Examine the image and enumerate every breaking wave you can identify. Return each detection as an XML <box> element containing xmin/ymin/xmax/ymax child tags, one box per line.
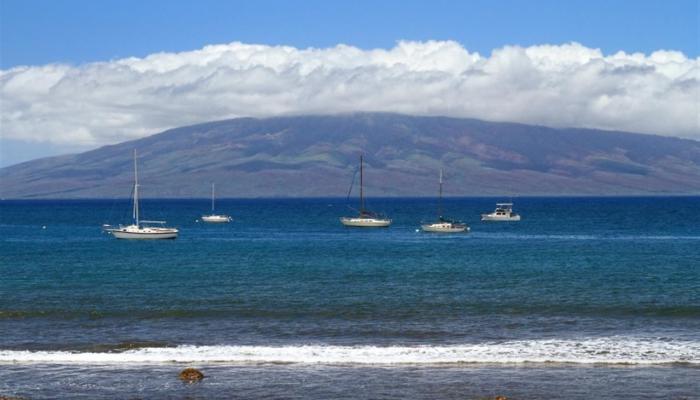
<box><xmin>1</xmin><ymin>337</ymin><xmax>697</xmax><ymax>366</ymax></box>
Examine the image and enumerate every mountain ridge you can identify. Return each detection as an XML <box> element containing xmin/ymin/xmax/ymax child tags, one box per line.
<box><xmin>2</xmin><ymin>113</ymin><xmax>700</xmax><ymax>198</ymax></box>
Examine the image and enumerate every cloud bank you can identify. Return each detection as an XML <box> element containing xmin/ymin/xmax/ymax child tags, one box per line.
<box><xmin>1</xmin><ymin>41</ymin><xmax>698</xmax><ymax>146</ymax></box>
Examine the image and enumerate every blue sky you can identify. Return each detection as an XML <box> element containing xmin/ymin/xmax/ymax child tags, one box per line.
<box><xmin>2</xmin><ymin>0</ymin><xmax>697</xmax><ymax>68</ymax></box>
<box><xmin>0</xmin><ymin>0</ymin><xmax>698</xmax><ymax>167</ymax></box>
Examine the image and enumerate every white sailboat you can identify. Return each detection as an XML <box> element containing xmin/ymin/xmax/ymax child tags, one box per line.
<box><xmin>421</xmin><ymin>169</ymin><xmax>469</xmax><ymax>233</ymax></box>
<box><xmin>340</xmin><ymin>154</ymin><xmax>391</xmax><ymax>228</ymax></box>
<box><xmin>201</xmin><ymin>183</ymin><xmax>232</xmax><ymax>223</ymax></box>
<box><xmin>481</xmin><ymin>202</ymin><xmax>521</xmax><ymax>221</ymax></box>
<box><xmin>103</xmin><ymin>150</ymin><xmax>179</xmax><ymax>239</ymax></box>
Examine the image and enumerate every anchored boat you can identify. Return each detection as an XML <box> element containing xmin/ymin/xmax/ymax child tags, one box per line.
<box><xmin>421</xmin><ymin>169</ymin><xmax>469</xmax><ymax>233</ymax></box>
<box><xmin>103</xmin><ymin>150</ymin><xmax>179</xmax><ymax>239</ymax></box>
<box><xmin>340</xmin><ymin>154</ymin><xmax>391</xmax><ymax>228</ymax></box>
<box><xmin>201</xmin><ymin>183</ymin><xmax>232</xmax><ymax>223</ymax></box>
<box><xmin>481</xmin><ymin>202</ymin><xmax>521</xmax><ymax>222</ymax></box>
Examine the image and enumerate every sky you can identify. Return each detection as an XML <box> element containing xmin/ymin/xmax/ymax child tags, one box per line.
<box><xmin>1</xmin><ymin>0</ymin><xmax>698</xmax><ymax>167</ymax></box>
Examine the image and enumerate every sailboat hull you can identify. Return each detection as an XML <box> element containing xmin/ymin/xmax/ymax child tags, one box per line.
<box><xmin>340</xmin><ymin>217</ymin><xmax>392</xmax><ymax>227</ymax></box>
<box><xmin>109</xmin><ymin>227</ymin><xmax>179</xmax><ymax>240</ymax></box>
<box><xmin>421</xmin><ymin>223</ymin><xmax>468</xmax><ymax>233</ymax></box>
<box><xmin>201</xmin><ymin>215</ymin><xmax>232</xmax><ymax>223</ymax></box>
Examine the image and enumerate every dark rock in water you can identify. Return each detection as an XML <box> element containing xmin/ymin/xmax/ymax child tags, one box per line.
<box><xmin>494</xmin><ymin>396</ymin><xmax>509</xmax><ymax>400</ymax></box>
<box><xmin>0</xmin><ymin>396</ymin><xmax>28</xmax><ymax>400</ymax></box>
<box><xmin>178</xmin><ymin>367</ymin><xmax>204</xmax><ymax>382</ymax></box>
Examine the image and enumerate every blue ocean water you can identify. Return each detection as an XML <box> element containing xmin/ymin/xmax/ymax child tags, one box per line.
<box><xmin>1</xmin><ymin>197</ymin><xmax>699</xmax><ymax>399</ymax></box>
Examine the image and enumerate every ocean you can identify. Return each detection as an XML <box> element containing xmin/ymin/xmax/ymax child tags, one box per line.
<box><xmin>0</xmin><ymin>197</ymin><xmax>698</xmax><ymax>399</ymax></box>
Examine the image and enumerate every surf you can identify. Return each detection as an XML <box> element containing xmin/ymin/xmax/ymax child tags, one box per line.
<box><xmin>2</xmin><ymin>337</ymin><xmax>697</xmax><ymax>366</ymax></box>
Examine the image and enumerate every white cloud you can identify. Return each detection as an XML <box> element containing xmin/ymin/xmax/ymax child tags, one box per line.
<box><xmin>1</xmin><ymin>40</ymin><xmax>698</xmax><ymax>146</ymax></box>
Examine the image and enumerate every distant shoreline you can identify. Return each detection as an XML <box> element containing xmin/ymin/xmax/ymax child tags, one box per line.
<box><xmin>2</xmin><ymin>194</ymin><xmax>700</xmax><ymax>201</ymax></box>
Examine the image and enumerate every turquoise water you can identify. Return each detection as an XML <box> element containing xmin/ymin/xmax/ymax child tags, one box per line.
<box><xmin>1</xmin><ymin>197</ymin><xmax>699</xmax><ymax>399</ymax></box>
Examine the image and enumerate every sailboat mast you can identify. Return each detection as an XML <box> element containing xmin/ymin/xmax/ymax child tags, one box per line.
<box><xmin>133</xmin><ymin>149</ymin><xmax>139</xmax><ymax>226</ymax></box>
<box><xmin>211</xmin><ymin>183</ymin><xmax>215</xmax><ymax>212</ymax></box>
<box><xmin>438</xmin><ymin>168</ymin><xmax>443</xmax><ymax>218</ymax></box>
<box><xmin>359</xmin><ymin>154</ymin><xmax>364</xmax><ymax>213</ymax></box>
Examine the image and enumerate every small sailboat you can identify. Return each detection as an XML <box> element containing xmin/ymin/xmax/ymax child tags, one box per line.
<box><xmin>340</xmin><ymin>154</ymin><xmax>391</xmax><ymax>227</ymax></box>
<box><xmin>481</xmin><ymin>202</ymin><xmax>521</xmax><ymax>221</ymax></box>
<box><xmin>201</xmin><ymin>183</ymin><xmax>232</xmax><ymax>223</ymax></box>
<box><xmin>103</xmin><ymin>150</ymin><xmax>178</xmax><ymax>239</ymax></box>
<box><xmin>421</xmin><ymin>169</ymin><xmax>469</xmax><ymax>233</ymax></box>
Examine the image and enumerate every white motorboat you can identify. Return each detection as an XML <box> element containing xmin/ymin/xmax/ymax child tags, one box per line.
<box><xmin>103</xmin><ymin>150</ymin><xmax>179</xmax><ymax>240</ymax></box>
<box><xmin>201</xmin><ymin>183</ymin><xmax>232</xmax><ymax>223</ymax></box>
<box><xmin>420</xmin><ymin>169</ymin><xmax>469</xmax><ymax>233</ymax></box>
<box><xmin>340</xmin><ymin>154</ymin><xmax>391</xmax><ymax>228</ymax></box>
<box><xmin>481</xmin><ymin>202</ymin><xmax>521</xmax><ymax>221</ymax></box>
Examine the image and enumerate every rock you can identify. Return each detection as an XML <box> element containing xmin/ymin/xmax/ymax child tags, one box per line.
<box><xmin>494</xmin><ymin>396</ymin><xmax>509</xmax><ymax>400</ymax></box>
<box><xmin>178</xmin><ymin>367</ymin><xmax>204</xmax><ymax>382</ymax></box>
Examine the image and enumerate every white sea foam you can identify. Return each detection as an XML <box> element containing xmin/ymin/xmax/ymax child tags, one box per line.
<box><xmin>1</xmin><ymin>338</ymin><xmax>698</xmax><ymax>365</ymax></box>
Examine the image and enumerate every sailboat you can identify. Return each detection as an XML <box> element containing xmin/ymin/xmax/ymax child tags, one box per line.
<box><xmin>103</xmin><ymin>150</ymin><xmax>179</xmax><ymax>239</ymax></box>
<box><xmin>201</xmin><ymin>183</ymin><xmax>232</xmax><ymax>223</ymax></box>
<box><xmin>421</xmin><ymin>169</ymin><xmax>469</xmax><ymax>233</ymax></box>
<box><xmin>340</xmin><ymin>154</ymin><xmax>392</xmax><ymax>227</ymax></box>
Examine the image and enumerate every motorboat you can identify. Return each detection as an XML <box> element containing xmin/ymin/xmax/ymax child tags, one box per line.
<box><xmin>481</xmin><ymin>202</ymin><xmax>521</xmax><ymax>221</ymax></box>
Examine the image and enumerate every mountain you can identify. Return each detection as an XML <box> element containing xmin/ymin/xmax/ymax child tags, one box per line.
<box><xmin>2</xmin><ymin>113</ymin><xmax>700</xmax><ymax>198</ymax></box>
